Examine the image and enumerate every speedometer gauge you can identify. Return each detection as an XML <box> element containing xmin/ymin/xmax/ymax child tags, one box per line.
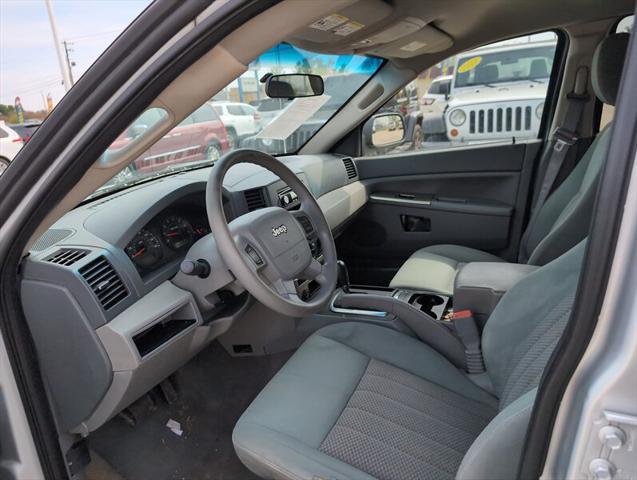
<box><xmin>161</xmin><ymin>215</ymin><xmax>194</xmax><ymax>250</ymax></box>
<box><xmin>125</xmin><ymin>230</ymin><xmax>163</xmax><ymax>269</ymax></box>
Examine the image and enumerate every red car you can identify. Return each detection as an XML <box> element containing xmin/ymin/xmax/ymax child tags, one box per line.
<box><xmin>114</xmin><ymin>103</ymin><xmax>230</xmax><ymax>174</ymax></box>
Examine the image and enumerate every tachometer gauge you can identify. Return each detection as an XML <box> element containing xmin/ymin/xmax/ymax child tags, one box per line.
<box><xmin>125</xmin><ymin>229</ymin><xmax>163</xmax><ymax>269</ymax></box>
<box><xmin>161</xmin><ymin>215</ymin><xmax>194</xmax><ymax>250</ymax></box>
<box><xmin>191</xmin><ymin>221</ymin><xmax>211</xmax><ymax>238</ymax></box>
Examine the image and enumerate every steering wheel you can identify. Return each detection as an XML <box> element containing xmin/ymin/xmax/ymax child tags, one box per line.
<box><xmin>206</xmin><ymin>149</ymin><xmax>338</xmax><ymax>317</ymax></box>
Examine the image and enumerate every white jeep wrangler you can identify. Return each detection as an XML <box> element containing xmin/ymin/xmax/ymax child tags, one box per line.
<box><xmin>445</xmin><ymin>38</ymin><xmax>557</xmax><ymax>145</ymax></box>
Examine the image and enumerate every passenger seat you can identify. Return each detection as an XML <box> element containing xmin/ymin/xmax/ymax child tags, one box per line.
<box><xmin>390</xmin><ymin>33</ymin><xmax>628</xmax><ymax>295</ymax></box>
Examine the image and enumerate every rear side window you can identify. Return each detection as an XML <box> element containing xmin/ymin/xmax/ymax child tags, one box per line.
<box><xmin>192</xmin><ymin>105</ymin><xmax>218</xmax><ymax>123</ymax></box>
<box><xmin>363</xmin><ymin>31</ymin><xmax>560</xmax><ymax>156</ymax></box>
<box><xmin>212</xmin><ymin>105</ymin><xmax>224</xmax><ymax>115</ymax></box>
<box><xmin>428</xmin><ymin>82</ymin><xmax>443</xmax><ymax>95</ymax></box>
<box><xmin>0</xmin><ymin>128</ymin><xmax>8</xmax><ymax>139</ymax></box>
<box><xmin>227</xmin><ymin>105</ymin><xmax>244</xmax><ymax>115</ymax></box>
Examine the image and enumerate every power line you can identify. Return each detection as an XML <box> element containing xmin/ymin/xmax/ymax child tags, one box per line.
<box><xmin>65</xmin><ymin>30</ymin><xmax>120</xmax><ymax>42</ymax></box>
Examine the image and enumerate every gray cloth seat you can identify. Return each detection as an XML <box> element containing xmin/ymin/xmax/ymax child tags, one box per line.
<box><xmin>233</xmin><ymin>241</ymin><xmax>586</xmax><ymax>480</ymax></box>
<box><xmin>390</xmin><ymin>33</ymin><xmax>628</xmax><ymax>295</ymax></box>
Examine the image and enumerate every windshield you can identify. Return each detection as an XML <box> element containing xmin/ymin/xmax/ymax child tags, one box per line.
<box><xmin>454</xmin><ymin>43</ymin><xmax>556</xmax><ymax>89</ymax></box>
<box><xmin>94</xmin><ymin>43</ymin><xmax>382</xmax><ymax>197</ymax></box>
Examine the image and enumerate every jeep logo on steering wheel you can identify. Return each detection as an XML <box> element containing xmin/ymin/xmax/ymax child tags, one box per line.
<box><xmin>272</xmin><ymin>225</ymin><xmax>288</xmax><ymax>237</ymax></box>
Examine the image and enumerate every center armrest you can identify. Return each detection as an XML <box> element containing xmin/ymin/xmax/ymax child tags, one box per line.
<box><xmin>454</xmin><ymin>262</ymin><xmax>539</xmax><ymax>326</ymax></box>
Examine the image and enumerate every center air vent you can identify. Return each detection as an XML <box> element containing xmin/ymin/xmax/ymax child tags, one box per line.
<box><xmin>342</xmin><ymin>157</ymin><xmax>357</xmax><ymax>180</ymax></box>
<box><xmin>79</xmin><ymin>256</ymin><xmax>128</xmax><ymax>311</ymax></box>
<box><xmin>244</xmin><ymin>188</ymin><xmax>267</xmax><ymax>211</ymax></box>
<box><xmin>45</xmin><ymin>248</ymin><xmax>89</xmax><ymax>266</ymax></box>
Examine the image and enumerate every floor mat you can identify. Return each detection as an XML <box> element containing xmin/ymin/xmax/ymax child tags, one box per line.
<box><xmin>90</xmin><ymin>341</ymin><xmax>293</xmax><ymax>480</ymax></box>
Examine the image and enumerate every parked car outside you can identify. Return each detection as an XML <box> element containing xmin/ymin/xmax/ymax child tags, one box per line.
<box><xmin>210</xmin><ymin>101</ymin><xmax>259</xmax><ymax>148</ymax></box>
<box><xmin>0</xmin><ymin>121</ymin><xmax>24</xmax><ymax>175</ymax></box>
<box><xmin>444</xmin><ymin>39</ymin><xmax>557</xmax><ymax>145</ymax></box>
<box><xmin>8</xmin><ymin>120</ymin><xmax>41</xmax><ymax>143</ymax></box>
<box><xmin>254</xmin><ymin>97</ymin><xmax>291</xmax><ymax>130</ymax></box>
<box><xmin>421</xmin><ymin>75</ymin><xmax>452</xmax><ymax>116</ymax></box>
<box><xmin>108</xmin><ymin>103</ymin><xmax>229</xmax><ymax>182</ymax></box>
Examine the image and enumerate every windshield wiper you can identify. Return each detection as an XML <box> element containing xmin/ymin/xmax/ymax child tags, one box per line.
<box><xmin>85</xmin><ymin>160</ymin><xmax>216</xmax><ymax>202</ymax></box>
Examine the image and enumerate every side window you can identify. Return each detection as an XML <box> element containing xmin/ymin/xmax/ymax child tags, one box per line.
<box><xmin>227</xmin><ymin>105</ymin><xmax>244</xmax><ymax>116</ymax></box>
<box><xmin>241</xmin><ymin>105</ymin><xmax>255</xmax><ymax>116</ymax></box>
<box><xmin>0</xmin><ymin>128</ymin><xmax>8</xmax><ymax>139</ymax></box>
<box><xmin>599</xmin><ymin>15</ymin><xmax>633</xmax><ymax>130</ymax></box>
<box><xmin>191</xmin><ymin>104</ymin><xmax>217</xmax><ymax>123</ymax></box>
<box><xmin>364</xmin><ymin>32</ymin><xmax>559</xmax><ymax>156</ymax></box>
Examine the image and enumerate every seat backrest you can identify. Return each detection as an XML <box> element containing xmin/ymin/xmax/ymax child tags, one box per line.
<box><xmin>520</xmin><ymin>33</ymin><xmax>629</xmax><ymax>266</ymax></box>
<box><xmin>475</xmin><ymin>64</ymin><xmax>499</xmax><ymax>84</ymax></box>
<box><xmin>457</xmin><ymin>240</ymin><xmax>586</xmax><ymax>480</ymax></box>
<box><xmin>530</xmin><ymin>58</ymin><xmax>548</xmax><ymax>78</ymax></box>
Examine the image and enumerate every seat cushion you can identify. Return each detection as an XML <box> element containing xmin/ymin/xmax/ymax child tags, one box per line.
<box><xmin>233</xmin><ymin>322</ymin><xmax>497</xmax><ymax>480</ymax></box>
<box><xmin>389</xmin><ymin>245</ymin><xmax>504</xmax><ymax>295</ymax></box>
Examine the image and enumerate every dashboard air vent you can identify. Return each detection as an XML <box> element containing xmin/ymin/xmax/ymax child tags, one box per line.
<box><xmin>342</xmin><ymin>157</ymin><xmax>357</xmax><ymax>179</ymax></box>
<box><xmin>45</xmin><ymin>248</ymin><xmax>89</xmax><ymax>266</ymax></box>
<box><xmin>79</xmin><ymin>256</ymin><xmax>128</xmax><ymax>311</ymax></box>
<box><xmin>244</xmin><ymin>188</ymin><xmax>266</xmax><ymax>211</ymax></box>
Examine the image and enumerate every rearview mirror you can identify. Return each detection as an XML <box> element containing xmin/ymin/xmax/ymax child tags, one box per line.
<box><xmin>264</xmin><ymin>74</ymin><xmax>324</xmax><ymax>99</ymax></box>
<box><xmin>370</xmin><ymin>113</ymin><xmax>405</xmax><ymax>147</ymax></box>
<box><xmin>128</xmin><ymin>124</ymin><xmax>148</xmax><ymax>139</ymax></box>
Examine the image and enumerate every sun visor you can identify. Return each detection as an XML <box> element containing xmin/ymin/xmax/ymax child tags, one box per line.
<box><xmin>289</xmin><ymin>0</ymin><xmax>452</xmax><ymax>58</ymax></box>
<box><xmin>365</xmin><ymin>25</ymin><xmax>453</xmax><ymax>58</ymax></box>
<box><xmin>289</xmin><ymin>0</ymin><xmax>394</xmax><ymax>54</ymax></box>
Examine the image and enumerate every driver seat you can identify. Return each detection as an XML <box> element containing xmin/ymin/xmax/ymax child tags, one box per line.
<box><xmin>233</xmin><ymin>240</ymin><xmax>586</xmax><ymax>479</ymax></box>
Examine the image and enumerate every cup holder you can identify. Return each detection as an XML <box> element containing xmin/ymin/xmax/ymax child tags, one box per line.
<box><xmin>408</xmin><ymin>293</ymin><xmax>447</xmax><ymax>319</ymax></box>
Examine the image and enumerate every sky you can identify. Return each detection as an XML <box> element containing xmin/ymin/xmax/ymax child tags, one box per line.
<box><xmin>1</xmin><ymin>0</ymin><xmax>151</xmax><ymax>111</ymax></box>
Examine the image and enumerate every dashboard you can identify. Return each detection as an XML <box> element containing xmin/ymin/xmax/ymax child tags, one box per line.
<box><xmin>20</xmin><ymin>153</ymin><xmax>368</xmax><ymax>435</ymax></box>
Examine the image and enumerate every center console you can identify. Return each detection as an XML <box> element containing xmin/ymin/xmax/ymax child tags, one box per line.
<box><xmin>329</xmin><ymin>259</ymin><xmax>539</xmax><ymax>372</ymax></box>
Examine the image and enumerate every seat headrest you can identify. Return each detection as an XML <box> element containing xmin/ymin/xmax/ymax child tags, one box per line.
<box><xmin>592</xmin><ymin>33</ymin><xmax>630</xmax><ymax>106</ymax></box>
<box><xmin>529</xmin><ymin>59</ymin><xmax>548</xmax><ymax>78</ymax></box>
<box><xmin>475</xmin><ymin>64</ymin><xmax>499</xmax><ymax>84</ymax></box>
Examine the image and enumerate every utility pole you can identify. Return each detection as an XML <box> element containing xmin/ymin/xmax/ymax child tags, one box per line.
<box><xmin>44</xmin><ymin>0</ymin><xmax>72</xmax><ymax>92</ymax></box>
<box><xmin>62</xmin><ymin>41</ymin><xmax>75</xmax><ymax>86</ymax></box>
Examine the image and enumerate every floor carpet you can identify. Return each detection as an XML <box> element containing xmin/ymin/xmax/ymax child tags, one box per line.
<box><xmin>89</xmin><ymin>341</ymin><xmax>292</xmax><ymax>480</ymax></box>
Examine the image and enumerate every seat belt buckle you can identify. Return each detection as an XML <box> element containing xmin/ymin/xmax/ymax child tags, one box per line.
<box><xmin>451</xmin><ymin>309</ymin><xmax>473</xmax><ymax>320</ymax></box>
<box><xmin>553</xmin><ymin>128</ymin><xmax>578</xmax><ymax>152</ymax></box>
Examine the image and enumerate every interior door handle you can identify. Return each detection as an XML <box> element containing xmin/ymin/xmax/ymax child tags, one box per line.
<box><xmin>369</xmin><ymin>192</ymin><xmax>433</xmax><ymax>206</ymax></box>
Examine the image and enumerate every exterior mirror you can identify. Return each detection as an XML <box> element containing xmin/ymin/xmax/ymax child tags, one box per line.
<box><xmin>265</xmin><ymin>74</ymin><xmax>324</xmax><ymax>99</ymax></box>
<box><xmin>370</xmin><ymin>113</ymin><xmax>405</xmax><ymax>147</ymax></box>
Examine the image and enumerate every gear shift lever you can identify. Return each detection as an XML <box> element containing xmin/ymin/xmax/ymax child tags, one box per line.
<box><xmin>337</xmin><ymin>260</ymin><xmax>351</xmax><ymax>294</ymax></box>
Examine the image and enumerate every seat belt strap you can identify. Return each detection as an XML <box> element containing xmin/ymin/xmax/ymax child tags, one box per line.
<box><xmin>519</xmin><ymin>66</ymin><xmax>589</xmax><ymax>263</ymax></box>
<box><xmin>450</xmin><ymin>309</ymin><xmax>485</xmax><ymax>374</ymax></box>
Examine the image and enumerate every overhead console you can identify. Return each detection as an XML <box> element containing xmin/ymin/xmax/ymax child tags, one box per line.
<box><xmin>289</xmin><ymin>0</ymin><xmax>453</xmax><ymax>58</ymax></box>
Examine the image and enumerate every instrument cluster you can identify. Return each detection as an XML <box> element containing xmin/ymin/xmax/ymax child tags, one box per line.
<box><xmin>124</xmin><ymin>208</ymin><xmax>212</xmax><ymax>275</ymax></box>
